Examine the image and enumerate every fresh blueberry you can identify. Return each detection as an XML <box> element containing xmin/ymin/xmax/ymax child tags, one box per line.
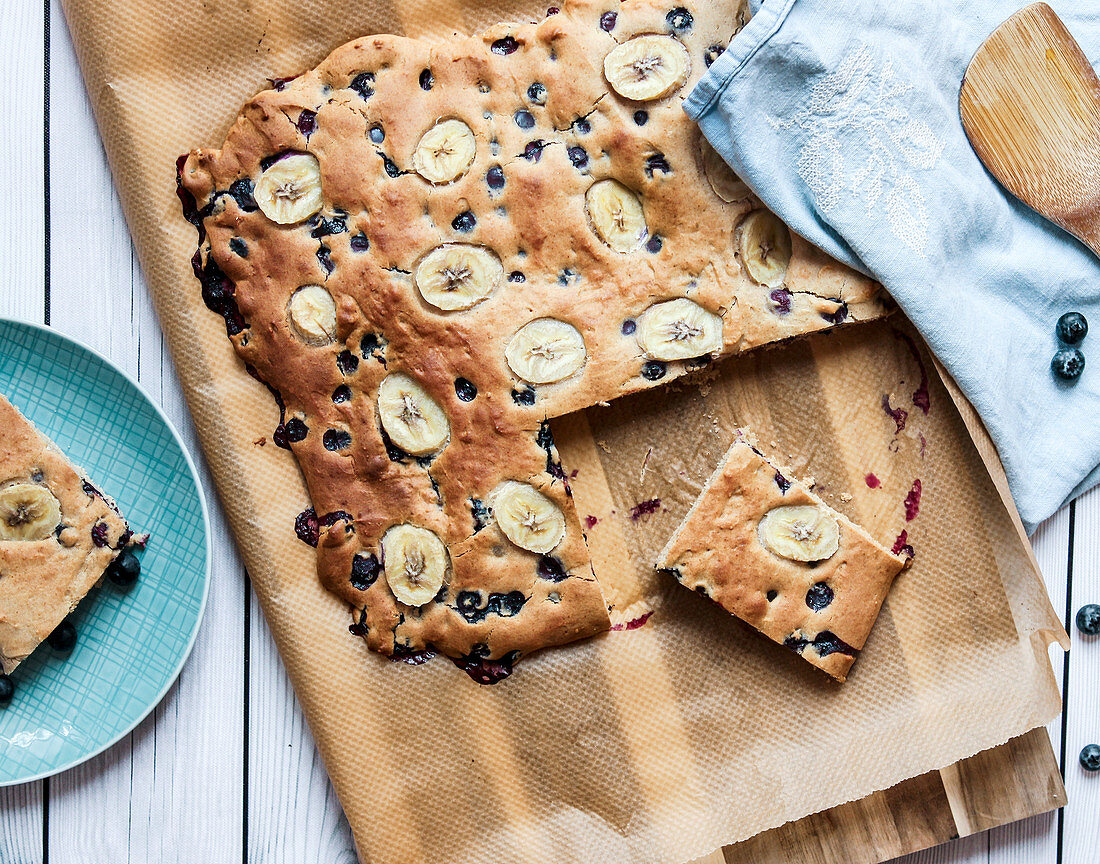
<box><xmin>1077</xmin><ymin>603</ymin><xmax>1100</xmax><ymax>636</ymax></box>
<box><xmin>452</xmin><ymin>211</ymin><xmax>476</xmax><ymax>232</ymax></box>
<box><xmin>645</xmin><ymin>153</ymin><xmax>671</xmax><ymax>177</ymax></box>
<box><xmin>1081</xmin><ymin>744</ymin><xmax>1100</xmax><ymax>772</ymax></box>
<box><xmin>332</xmin><ymin>385</ymin><xmax>352</xmax><ymax>404</ymax></box>
<box><xmin>567</xmin><ymin>146</ymin><xmax>588</xmax><ymax>169</ymax></box>
<box><xmin>805</xmin><ymin>582</ymin><xmax>834</xmax><ymax>611</ymax></box>
<box><xmin>350</xmin><ymin>553</ymin><xmax>380</xmax><ymax>590</ymax></box>
<box><xmin>283</xmin><ymin>417</ymin><xmax>309</xmax><ymax>443</ymax></box>
<box><xmin>491</xmin><ymin>36</ymin><xmax>519</xmax><ymax>55</ymax></box>
<box><xmin>537</xmin><ymin>555</ymin><xmax>567</xmax><ymax>581</ymax></box>
<box><xmin>642</xmin><ymin>360</ymin><xmax>667</xmax><ymax>381</ymax></box>
<box><xmin>350</xmin><ymin>233</ymin><xmax>369</xmax><ymax>252</ymax></box>
<box><xmin>666</xmin><ymin>7</ymin><xmax>693</xmax><ymax>30</ymax></box>
<box><xmin>455</xmin><ymin>378</ymin><xmax>477</xmax><ymax>401</ymax></box>
<box><xmin>527</xmin><ymin>82</ymin><xmax>547</xmax><ymax>104</ymax></box>
<box><xmin>645</xmin><ymin>235</ymin><xmax>663</xmax><ymax>253</ymax></box>
<box><xmin>350</xmin><ymin>72</ymin><xmax>375</xmax><ymax>99</ymax></box>
<box><xmin>486</xmin><ymin>165</ymin><xmax>505</xmax><ymax>190</ymax></box>
<box><xmin>0</xmin><ymin>675</ymin><xmax>13</xmax><ymax>707</ymax></box>
<box><xmin>621</xmin><ymin>319</ymin><xmax>636</xmax><ymax>335</ymax></box>
<box><xmin>633</xmin><ymin>110</ymin><xmax>648</xmax><ymax>126</ymax></box>
<box><xmin>1057</xmin><ymin>311</ymin><xmax>1088</xmax><ymax>345</ymax></box>
<box><xmin>106</xmin><ymin>547</ymin><xmax>141</xmax><ymax>588</ymax></box>
<box><xmin>511</xmin><ymin>387</ymin><xmax>536</xmax><ymax>406</ymax></box>
<box><xmin>47</xmin><ymin>619</ymin><xmax>78</xmax><ymax>652</ymax></box>
<box><xmin>508</xmin><ymin>271</ymin><xmax>525</xmax><ymax>283</ymax></box>
<box><xmin>369</xmin><ymin>124</ymin><xmax>385</xmax><ymax>143</ymax></box>
<box><xmin>1052</xmin><ymin>348</ymin><xmax>1085</xmax><ymax>381</ymax></box>
<box><xmin>419</xmin><ymin>68</ymin><xmax>433</xmax><ymax>90</ymax></box>
<box><xmin>323</xmin><ymin>429</ymin><xmax>352</xmax><ymax>450</ymax></box>
<box><xmin>229</xmin><ymin>238</ymin><xmax>248</xmax><ymax>258</ymax></box>
<box><xmin>599</xmin><ymin>11</ymin><xmax>617</xmax><ymax>30</ymax></box>
<box><xmin>514</xmin><ymin>109</ymin><xmax>535</xmax><ymax>129</ymax></box>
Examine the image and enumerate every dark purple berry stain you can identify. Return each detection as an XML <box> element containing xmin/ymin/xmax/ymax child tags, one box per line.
<box><xmin>784</xmin><ymin>630</ymin><xmax>857</xmax><ymax>658</ymax></box>
<box><xmin>666</xmin><ymin>7</ymin><xmax>693</xmax><ymax>30</ymax></box>
<box><xmin>537</xmin><ymin>555</ymin><xmax>567</xmax><ymax>581</ymax></box>
<box><xmin>453</xmin><ymin>650</ymin><xmax>518</xmax><ymax>684</ymax></box>
<box><xmin>200</xmin><ymin>256</ymin><xmax>247</xmax><ymax>336</ymax></box>
<box><xmin>491</xmin><ymin>36</ymin><xmax>519</xmax><ymax>55</ymax></box>
<box><xmin>456</xmin><ymin>590</ymin><xmax>526</xmax><ymax>624</ymax></box>
<box><xmin>259</xmin><ymin>151</ymin><xmax>294</xmax><ymax>171</ymax></box>
<box><xmin>283</xmin><ymin>417</ymin><xmax>308</xmax><ymax>443</ymax></box>
<box><xmin>805</xmin><ymin>582</ymin><xmax>833</xmax><ymax>611</ymax></box>
<box><xmin>610</xmin><ymin>610</ymin><xmax>653</xmax><ymax>631</ymax></box>
<box><xmin>470</xmin><ymin>498</ymin><xmax>491</xmax><ymax>532</ymax></box>
<box><xmin>514</xmin><ymin>109</ymin><xmax>535</xmax><ymax>129</ymax></box>
<box><xmin>454</xmin><ymin>378</ymin><xmax>477</xmax><ymax>401</ymax></box>
<box><xmin>190</xmin><ymin>249</ymin><xmax>203</xmax><ymax>280</ymax></box>
<box><xmin>91</xmin><ymin>522</ymin><xmax>109</xmax><ymax>547</ymax></box>
<box><xmin>176</xmin><ymin>154</ymin><xmax>207</xmax><ymax>242</ymax></box>
<box><xmin>893</xmin><ymin>329</ymin><xmax>931</xmax><ymax>414</ymax></box>
<box><xmin>296</xmin><ymin>109</ymin><xmax>317</xmax><ymax>138</ymax></box>
<box><xmin>486</xmin><ymin>165</ymin><xmax>505</xmax><ymax>190</ymax></box>
<box><xmin>567</xmin><ymin>146</ymin><xmax>588</xmax><ymax>169</ymax></box>
<box><xmin>419</xmin><ymin>68</ymin><xmax>434</xmax><ymax>90</ymax></box>
<box><xmin>369</xmin><ymin>124</ymin><xmax>385</xmax><ymax>143</ymax></box>
<box><xmin>350</xmin><ymin>233</ymin><xmax>370</xmax><ymax>252</ymax></box>
<box><xmin>865</xmin><ymin>473</ymin><xmax>881</xmax><ymax>488</ymax></box>
<box><xmin>633</xmin><ymin>110</ymin><xmax>649</xmax><ymax>126</ymax></box>
<box><xmin>770</xmin><ymin>288</ymin><xmax>792</xmax><ymax>315</ymax></box>
<box><xmin>904</xmin><ymin>479</ymin><xmax>922</xmax><ymax>521</ymax></box>
<box><xmin>629</xmin><ymin>498</ymin><xmax>661</xmax><ymax>521</ymax></box>
<box><xmin>642</xmin><ymin>360</ymin><xmax>666</xmax><ymax>381</ymax></box>
<box><xmin>323</xmin><ymin>429</ymin><xmax>352</xmax><ymax>451</ymax></box>
<box><xmin>227</xmin><ymin>178</ymin><xmax>258</xmax><ymax>212</ymax></box>
<box><xmin>645</xmin><ymin>235</ymin><xmax>663</xmax><ymax>253</ymax></box>
<box><xmin>523</xmin><ymin>140</ymin><xmax>547</xmax><ymax>162</ymax></box>
<box><xmin>390</xmin><ymin>644</ymin><xmax>437</xmax><ymax>665</ymax></box>
<box><xmin>350</xmin><ymin>72</ymin><xmax>375</xmax><ymax>99</ymax></box>
<box><xmin>229</xmin><ymin>238</ymin><xmax>248</xmax><ymax>258</ymax></box>
<box><xmin>269</xmin><ymin>75</ymin><xmax>299</xmax><ymax>91</ymax></box>
<box><xmin>295</xmin><ymin>507</ymin><xmax>320</xmax><ymax>546</ymax></box>
<box><xmin>337</xmin><ymin>350</ymin><xmax>359</xmax><ymax>375</ymax></box>
<box><xmin>774</xmin><ymin>471</ymin><xmax>791</xmax><ymax>493</ymax></box>
<box><xmin>600</xmin><ymin>11</ymin><xmax>617</xmax><ymax>30</ymax></box>
<box><xmin>350</xmin><ymin>553</ymin><xmax>380</xmax><ymax>590</ymax></box>
<box><xmin>821</xmin><ymin>302</ymin><xmax>848</xmax><ymax>325</ymax></box>
<box><xmin>881</xmin><ymin>394</ymin><xmax>908</xmax><ymax>434</ymax></box>
<box><xmin>527</xmin><ymin>82</ymin><xmax>547</xmax><ymax>104</ymax></box>
<box><xmin>511</xmin><ymin>387</ymin><xmax>536</xmax><ymax>406</ymax></box>
<box><xmin>332</xmin><ymin>384</ymin><xmax>352</xmax><ymax>404</ymax></box>
<box><xmin>891</xmin><ymin>529</ymin><xmax>915</xmax><ymax>558</ymax></box>
<box><xmin>452</xmin><ymin>210</ymin><xmax>476</xmax><ymax>232</ymax></box>
<box><xmin>583</xmin><ymin>514</ymin><xmax>599</xmax><ymax>529</ymax></box>
<box><xmin>645</xmin><ymin>153</ymin><xmax>671</xmax><ymax>177</ymax></box>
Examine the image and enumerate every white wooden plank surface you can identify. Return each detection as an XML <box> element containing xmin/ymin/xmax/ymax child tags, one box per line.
<box><xmin>0</xmin><ymin>2</ymin><xmax>1095</xmax><ymax>863</ymax></box>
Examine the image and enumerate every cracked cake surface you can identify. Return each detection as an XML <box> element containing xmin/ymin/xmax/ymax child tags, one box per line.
<box><xmin>179</xmin><ymin>0</ymin><xmax>891</xmax><ymax>678</ymax></box>
<box><xmin>0</xmin><ymin>395</ymin><xmax>135</xmax><ymax>675</ymax></box>
<box><xmin>656</xmin><ymin>432</ymin><xmax>907</xmax><ymax>681</ymax></box>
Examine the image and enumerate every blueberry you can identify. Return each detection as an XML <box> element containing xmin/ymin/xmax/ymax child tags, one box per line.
<box><xmin>295</xmin><ymin>507</ymin><xmax>320</xmax><ymax>547</ymax></box>
<box><xmin>283</xmin><ymin>417</ymin><xmax>309</xmax><ymax>443</ymax></box>
<box><xmin>470</xmin><ymin>498</ymin><xmax>491</xmax><ymax>531</ymax></box>
<box><xmin>645</xmin><ymin>153</ymin><xmax>671</xmax><ymax>177</ymax></box>
<box><xmin>380</xmin><ymin>154</ymin><xmax>402</xmax><ymax>178</ymax></box>
<box><xmin>296</xmin><ymin>109</ymin><xmax>317</xmax><ymax>137</ymax></box>
<box><xmin>567</xmin><ymin>146</ymin><xmax>588</xmax><ymax>169</ymax></box>
<box><xmin>770</xmin><ymin>288</ymin><xmax>792</xmax><ymax>315</ymax></box>
<box><xmin>452</xmin><ymin>211</ymin><xmax>477</xmax><ymax>232</ymax></box>
<box><xmin>369</xmin><ymin>124</ymin><xmax>385</xmax><ymax>143</ymax></box>
<box><xmin>323</xmin><ymin>429</ymin><xmax>352</xmax><ymax>450</ymax></box>
<box><xmin>47</xmin><ymin>619</ymin><xmax>77</xmax><ymax>652</ymax></box>
<box><xmin>766</xmin><ymin>589</ymin><xmax>778</xmax><ymax>601</ymax></box>
<box><xmin>1077</xmin><ymin>603</ymin><xmax>1100</xmax><ymax>636</ymax></box>
<box><xmin>633</xmin><ymin>110</ymin><xmax>648</xmax><ymax>126</ymax></box>
<box><xmin>106</xmin><ymin>547</ymin><xmax>141</xmax><ymax>588</ymax></box>
<box><xmin>332</xmin><ymin>385</ymin><xmax>352</xmax><ymax>403</ymax></box>
<box><xmin>457</xmin><ymin>590</ymin><xmax>481</xmax><ymax>613</ymax></box>
<box><xmin>546</xmin><ymin>6</ymin><xmax>560</xmax><ymax>15</ymax></box>
<box><xmin>573</xmin><ymin>117</ymin><xmax>591</xmax><ymax>135</ymax></box>
<box><xmin>491</xmin><ymin>36</ymin><xmax>519</xmax><ymax>55</ymax></box>
<box><xmin>229</xmin><ymin>238</ymin><xmax>248</xmax><ymax>258</ymax></box>
<box><xmin>1081</xmin><ymin>744</ymin><xmax>1100</xmax><ymax>772</ymax></box>
<box><xmin>350</xmin><ymin>553</ymin><xmax>380</xmax><ymax>590</ymax></box>
<box><xmin>645</xmin><ymin>235</ymin><xmax>663</xmax><ymax>253</ymax></box>
<box><xmin>523</xmin><ymin>140</ymin><xmax>547</xmax><ymax>162</ymax></box>
<box><xmin>310</xmin><ymin>215</ymin><xmax>347</xmax><ymax>238</ymax></box>
<box><xmin>537</xmin><ymin>555</ymin><xmax>567</xmax><ymax>581</ymax></box>
<box><xmin>91</xmin><ymin>522</ymin><xmax>109</xmax><ymax>547</ymax></box>
<box><xmin>805</xmin><ymin>582</ymin><xmax>833</xmax><ymax>611</ymax></box>
<box><xmin>228</xmin><ymin>178</ymin><xmax>257</xmax><ymax>211</ymax></box>
<box><xmin>704</xmin><ymin>44</ymin><xmax>725</xmax><ymax>67</ymax></box>
<box><xmin>514</xmin><ymin>109</ymin><xmax>535</xmax><ymax>129</ymax></box>
<box><xmin>455</xmin><ymin>378</ymin><xmax>477</xmax><ymax>401</ymax></box>
<box><xmin>350</xmin><ymin>72</ymin><xmax>375</xmax><ymax>99</ymax></box>
<box><xmin>1052</xmin><ymin>348</ymin><xmax>1085</xmax><ymax>381</ymax></box>
<box><xmin>419</xmin><ymin>68</ymin><xmax>433</xmax><ymax>90</ymax></box>
<box><xmin>361</xmin><ymin>332</ymin><xmax>385</xmax><ymax>358</ymax></box>
<box><xmin>774</xmin><ymin>471</ymin><xmax>790</xmax><ymax>493</ymax></box>
<box><xmin>666</xmin><ymin>7</ymin><xmax>693</xmax><ymax>30</ymax></box>
<box><xmin>316</xmin><ymin>245</ymin><xmax>334</xmax><ymax>274</ymax></box>
<box><xmin>821</xmin><ymin>302</ymin><xmax>848</xmax><ymax>325</ymax></box>
<box><xmin>350</xmin><ymin>233</ymin><xmax>369</xmax><ymax>252</ymax></box>
<box><xmin>642</xmin><ymin>360</ymin><xmax>667</xmax><ymax>381</ymax></box>
<box><xmin>1057</xmin><ymin>311</ymin><xmax>1088</xmax><ymax>345</ymax></box>
<box><xmin>486</xmin><ymin>165</ymin><xmax>505</xmax><ymax>190</ymax></box>
<box><xmin>512</xmin><ymin>387</ymin><xmax>536</xmax><ymax>406</ymax></box>
<box><xmin>527</xmin><ymin>82</ymin><xmax>547</xmax><ymax>104</ymax></box>
<box><xmin>508</xmin><ymin>271</ymin><xmax>525</xmax><ymax>283</ymax></box>
<box><xmin>0</xmin><ymin>675</ymin><xmax>13</xmax><ymax>707</ymax></box>
<box><xmin>621</xmin><ymin>319</ymin><xmax>636</xmax><ymax>335</ymax></box>
<box><xmin>599</xmin><ymin>11</ymin><xmax>617</xmax><ymax>30</ymax></box>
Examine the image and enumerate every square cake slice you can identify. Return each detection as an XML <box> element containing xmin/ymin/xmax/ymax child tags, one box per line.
<box><xmin>0</xmin><ymin>394</ymin><xmax>136</xmax><ymax>675</ymax></box>
<box><xmin>656</xmin><ymin>432</ymin><xmax>907</xmax><ymax>681</ymax></box>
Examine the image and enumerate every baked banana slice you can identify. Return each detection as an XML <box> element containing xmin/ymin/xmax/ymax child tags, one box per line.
<box><xmin>604</xmin><ymin>35</ymin><xmax>690</xmax><ymax>101</ymax></box>
<box><xmin>381</xmin><ymin>524</ymin><xmax>448</xmax><ymax>606</ymax></box>
<box><xmin>415</xmin><ymin>244</ymin><xmax>502</xmax><ymax>311</ymax></box>
<box><xmin>505</xmin><ymin>319</ymin><xmax>587</xmax><ymax>384</ymax></box>
<box><xmin>377</xmin><ymin>373</ymin><xmax>449</xmax><ymax>456</ymax></box>
<box><xmin>758</xmin><ymin>505</ymin><xmax>840</xmax><ymax>562</ymax></box>
<box><xmin>255</xmin><ymin>153</ymin><xmax>324</xmax><ymax>224</ymax></box>
<box><xmin>739</xmin><ymin>210</ymin><xmax>792</xmax><ymax>288</ymax></box>
<box><xmin>701</xmin><ymin>140</ymin><xmax>750</xmax><ymax>203</ymax></box>
<box><xmin>0</xmin><ymin>483</ymin><xmax>62</xmax><ymax>542</ymax></box>
<box><xmin>413</xmin><ymin>119</ymin><xmax>477</xmax><ymax>184</ymax></box>
<box><xmin>637</xmin><ymin>298</ymin><xmax>723</xmax><ymax>361</ymax></box>
<box><xmin>287</xmin><ymin>285</ymin><xmax>338</xmax><ymax>346</ymax></box>
<box><xmin>491</xmin><ymin>481</ymin><xmax>565</xmax><ymax>554</ymax></box>
<box><xmin>585</xmin><ymin>179</ymin><xmax>647</xmax><ymax>252</ymax></box>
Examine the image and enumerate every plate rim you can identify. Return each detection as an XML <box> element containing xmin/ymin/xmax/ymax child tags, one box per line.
<box><xmin>0</xmin><ymin>316</ymin><xmax>212</xmax><ymax>787</ymax></box>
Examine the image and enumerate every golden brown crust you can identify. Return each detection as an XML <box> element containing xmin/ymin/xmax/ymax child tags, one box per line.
<box><xmin>656</xmin><ymin>433</ymin><xmax>907</xmax><ymax>681</ymax></box>
<box><xmin>0</xmin><ymin>396</ymin><xmax>132</xmax><ymax>674</ymax></box>
<box><xmin>179</xmin><ymin>0</ymin><xmax>889</xmax><ymax>670</ymax></box>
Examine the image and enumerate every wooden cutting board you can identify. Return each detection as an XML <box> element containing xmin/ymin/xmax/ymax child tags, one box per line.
<box><xmin>695</xmin><ymin>727</ymin><xmax>1064</xmax><ymax>864</ymax></box>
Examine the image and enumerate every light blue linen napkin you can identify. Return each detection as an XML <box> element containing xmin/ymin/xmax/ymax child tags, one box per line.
<box><xmin>685</xmin><ymin>0</ymin><xmax>1100</xmax><ymax>532</ymax></box>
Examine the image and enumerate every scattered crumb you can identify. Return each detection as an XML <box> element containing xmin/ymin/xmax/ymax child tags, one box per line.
<box><xmin>839</xmin><ymin>493</ymin><xmax>852</xmax><ymax>503</ymax></box>
<box><xmin>254</xmin><ymin>437</ymin><xmax>267</xmax><ymax>447</ymax></box>
<box><xmin>597</xmin><ymin>439</ymin><xmax>613</xmax><ymax>454</ymax></box>
<box><xmin>803</xmin><ymin>475</ymin><xmax>816</xmax><ymax>488</ymax></box>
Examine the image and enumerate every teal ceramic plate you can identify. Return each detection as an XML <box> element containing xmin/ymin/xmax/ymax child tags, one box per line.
<box><xmin>0</xmin><ymin>318</ymin><xmax>210</xmax><ymax>786</ymax></box>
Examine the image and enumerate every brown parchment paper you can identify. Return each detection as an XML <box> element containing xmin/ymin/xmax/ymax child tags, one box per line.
<box><xmin>57</xmin><ymin>0</ymin><xmax>1069</xmax><ymax>861</ymax></box>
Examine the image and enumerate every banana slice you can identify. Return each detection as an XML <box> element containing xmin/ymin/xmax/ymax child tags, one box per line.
<box><xmin>413</xmin><ymin>119</ymin><xmax>477</xmax><ymax>184</ymax></box>
<box><xmin>377</xmin><ymin>372</ymin><xmax>449</xmax><ymax>455</ymax></box>
<box><xmin>758</xmin><ymin>505</ymin><xmax>840</xmax><ymax>563</ymax></box>
<box><xmin>255</xmin><ymin>153</ymin><xmax>324</xmax><ymax>224</ymax></box>
<box><xmin>491</xmin><ymin>481</ymin><xmax>566</xmax><ymax>554</ymax></box>
<box><xmin>415</xmin><ymin>244</ymin><xmax>503</xmax><ymax>311</ymax></box>
<box><xmin>585</xmin><ymin>179</ymin><xmax>647</xmax><ymax>252</ymax></box>
<box><xmin>702</xmin><ymin>140</ymin><xmax>750</xmax><ymax>202</ymax></box>
<box><xmin>0</xmin><ymin>483</ymin><xmax>62</xmax><ymax>541</ymax></box>
<box><xmin>637</xmin><ymin>298</ymin><xmax>723</xmax><ymax>361</ymax></box>
<box><xmin>739</xmin><ymin>210</ymin><xmax>793</xmax><ymax>288</ymax></box>
<box><xmin>604</xmin><ymin>35</ymin><xmax>690</xmax><ymax>101</ymax></box>
<box><xmin>505</xmin><ymin>319</ymin><xmax>587</xmax><ymax>384</ymax></box>
<box><xmin>381</xmin><ymin>524</ymin><xmax>448</xmax><ymax>606</ymax></box>
<box><xmin>287</xmin><ymin>285</ymin><xmax>338</xmax><ymax>346</ymax></box>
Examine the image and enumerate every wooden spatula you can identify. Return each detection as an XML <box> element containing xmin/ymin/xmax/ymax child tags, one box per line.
<box><xmin>960</xmin><ymin>2</ymin><xmax>1100</xmax><ymax>258</ymax></box>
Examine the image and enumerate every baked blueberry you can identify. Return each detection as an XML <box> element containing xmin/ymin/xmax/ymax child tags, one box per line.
<box><xmin>323</xmin><ymin>429</ymin><xmax>352</xmax><ymax>450</ymax></box>
<box><xmin>47</xmin><ymin>619</ymin><xmax>77</xmax><ymax>652</ymax></box>
<box><xmin>310</xmin><ymin>215</ymin><xmax>347</xmax><ymax>238</ymax></box>
<box><xmin>91</xmin><ymin>522</ymin><xmax>109</xmax><ymax>547</ymax></box>
<box><xmin>491</xmin><ymin>36</ymin><xmax>519</xmax><ymax>55</ymax></box>
<box><xmin>805</xmin><ymin>582</ymin><xmax>833</xmax><ymax>611</ymax></box>
<box><xmin>704</xmin><ymin>44</ymin><xmax>725</xmax><ymax>67</ymax></box>
<box><xmin>600</xmin><ymin>11</ymin><xmax>617</xmax><ymax>30</ymax></box>
<box><xmin>361</xmin><ymin>332</ymin><xmax>386</xmax><ymax>359</ymax></box>
<box><xmin>821</xmin><ymin>302</ymin><xmax>848</xmax><ymax>325</ymax></box>
<box><xmin>645</xmin><ymin>235</ymin><xmax>663</xmax><ymax>253</ymax></box>
<box><xmin>229</xmin><ymin>238</ymin><xmax>248</xmax><ymax>258</ymax></box>
<box><xmin>350</xmin><ymin>233</ymin><xmax>369</xmax><ymax>252</ymax></box>
<box><xmin>419</xmin><ymin>68</ymin><xmax>434</xmax><ymax>90</ymax></box>
<box><xmin>470</xmin><ymin>497</ymin><xmax>491</xmax><ymax>531</ymax></box>
<box><xmin>316</xmin><ymin>245</ymin><xmax>334</xmax><ymax>274</ymax></box>
<box><xmin>296</xmin><ymin>109</ymin><xmax>317</xmax><ymax>137</ymax></box>
<box><xmin>812</xmin><ymin>631</ymin><xmax>856</xmax><ymax>657</ymax></box>
<box><xmin>455</xmin><ymin>378</ymin><xmax>477</xmax><ymax>401</ymax></box>
<box><xmin>568</xmin><ymin>146</ymin><xmax>588</xmax><ymax>169</ymax></box>
<box><xmin>546</xmin><ymin>6</ymin><xmax>559</xmax><ymax>14</ymax></box>
<box><xmin>766</xmin><ymin>589</ymin><xmax>778</xmax><ymax>601</ymax></box>
<box><xmin>514</xmin><ymin>109</ymin><xmax>535</xmax><ymax>129</ymax></box>
<box><xmin>228</xmin><ymin>178</ymin><xmax>257</xmax><ymax>211</ymax></box>
<box><xmin>0</xmin><ymin>675</ymin><xmax>12</xmax><ymax>707</ymax></box>
<box><xmin>486</xmin><ymin>166</ymin><xmax>505</xmax><ymax>191</ymax></box>
<box><xmin>523</xmin><ymin>140</ymin><xmax>547</xmax><ymax>161</ymax></box>
<box><xmin>1052</xmin><ymin>348</ymin><xmax>1085</xmax><ymax>381</ymax></box>
<box><xmin>283</xmin><ymin>417</ymin><xmax>309</xmax><ymax>443</ymax></box>
<box><xmin>336</xmin><ymin>350</ymin><xmax>359</xmax><ymax>375</ymax></box>
<box><xmin>369</xmin><ymin>124</ymin><xmax>385</xmax><ymax>143</ymax></box>
<box><xmin>511</xmin><ymin>387</ymin><xmax>536</xmax><ymax>406</ymax></box>
<box><xmin>452</xmin><ymin>210</ymin><xmax>477</xmax><ymax>232</ymax></box>
<box><xmin>573</xmin><ymin>117</ymin><xmax>592</xmax><ymax>135</ymax></box>
<box><xmin>1077</xmin><ymin>603</ymin><xmax>1100</xmax><ymax>635</ymax></box>
<box><xmin>621</xmin><ymin>319</ymin><xmax>637</xmax><ymax>335</ymax></box>
<box><xmin>527</xmin><ymin>82</ymin><xmax>547</xmax><ymax>104</ymax></box>
<box><xmin>332</xmin><ymin>385</ymin><xmax>352</xmax><ymax>404</ymax></box>
<box><xmin>1057</xmin><ymin>311</ymin><xmax>1088</xmax><ymax>344</ymax></box>
<box><xmin>295</xmin><ymin>507</ymin><xmax>320</xmax><ymax>547</ymax></box>
<box><xmin>380</xmin><ymin>154</ymin><xmax>402</xmax><ymax>177</ymax></box>
<box><xmin>106</xmin><ymin>547</ymin><xmax>141</xmax><ymax>588</ymax></box>
<box><xmin>770</xmin><ymin>288</ymin><xmax>792</xmax><ymax>315</ymax></box>
<box><xmin>666</xmin><ymin>7</ymin><xmax>693</xmax><ymax>30</ymax></box>
<box><xmin>774</xmin><ymin>471</ymin><xmax>790</xmax><ymax>493</ymax></box>
<box><xmin>633</xmin><ymin>110</ymin><xmax>648</xmax><ymax>126</ymax></box>
<box><xmin>642</xmin><ymin>360</ymin><xmax>667</xmax><ymax>380</ymax></box>
<box><xmin>350</xmin><ymin>72</ymin><xmax>375</xmax><ymax>99</ymax></box>
<box><xmin>1081</xmin><ymin>744</ymin><xmax>1100</xmax><ymax>772</ymax></box>
<box><xmin>350</xmin><ymin>553</ymin><xmax>380</xmax><ymax>590</ymax></box>
<box><xmin>537</xmin><ymin>554</ymin><xmax>567</xmax><ymax>581</ymax></box>
<box><xmin>645</xmin><ymin>153</ymin><xmax>671</xmax><ymax>176</ymax></box>
<box><xmin>508</xmin><ymin>271</ymin><xmax>526</xmax><ymax>283</ymax></box>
